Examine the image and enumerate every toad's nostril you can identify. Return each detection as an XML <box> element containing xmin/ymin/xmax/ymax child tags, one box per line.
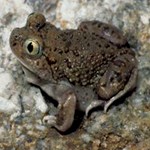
<box><xmin>12</xmin><ymin>42</ymin><xmax>17</xmax><ymax>46</ymax></box>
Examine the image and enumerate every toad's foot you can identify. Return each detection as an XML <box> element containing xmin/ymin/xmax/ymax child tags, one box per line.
<box><xmin>43</xmin><ymin>115</ymin><xmax>57</xmax><ymax>127</ymax></box>
<box><xmin>43</xmin><ymin>91</ymin><xmax>76</xmax><ymax>132</ymax></box>
<box><xmin>86</xmin><ymin>100</ymin><xmax>105</xmax><ymax>117</ymax></box>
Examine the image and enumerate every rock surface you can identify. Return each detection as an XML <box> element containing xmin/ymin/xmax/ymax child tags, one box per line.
<box><xmin>0</xmin><ymin>0</ymin><xmax>150</xmax><ymax>149</ymax></box>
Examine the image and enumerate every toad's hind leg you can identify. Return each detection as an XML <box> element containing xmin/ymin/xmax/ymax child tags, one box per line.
<box><xmin>85</xmin><ymin>100</ymin><xmax>105</xmax><ymax>117</ymax></box>
<box><xmin>86</xmin><ymin>67</ymin><xmax>137</xmax><ymax>115</ymax></box>
<box><xmin>104</xmin><ymin>67</ymin><xmax>137</xmax><ymax>112</ymax></box>
<box><xmin>22</xmin><ymin>66</ymin><xmax>77</xmax><ymax>132</ymax></box>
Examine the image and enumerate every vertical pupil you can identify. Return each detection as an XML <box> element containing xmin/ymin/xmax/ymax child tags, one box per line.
<box><xmin>27</xmin><ymin>42</ymin><xmax>33</xmax><ymax>53</ymax></box>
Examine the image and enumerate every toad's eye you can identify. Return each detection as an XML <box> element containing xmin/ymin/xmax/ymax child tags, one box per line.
<box><xmin>23</xmin><ymin>39</ymin><xmax>42</xmax><ymax>56</ymax></box>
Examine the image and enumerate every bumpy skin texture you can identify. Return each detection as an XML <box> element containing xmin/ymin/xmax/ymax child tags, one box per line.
<box><xmin>9</xmin><ymin>13</ymin><xmax>137</xmax><ymax>132</ymax></box>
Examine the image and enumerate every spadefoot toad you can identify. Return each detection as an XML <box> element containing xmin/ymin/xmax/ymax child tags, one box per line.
<box><xmin>9</xmin><ymin>13</ymin><xmax>137</xmax><ymax>132</ymax></box>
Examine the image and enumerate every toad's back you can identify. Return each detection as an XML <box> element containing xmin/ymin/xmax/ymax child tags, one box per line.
<box><xmin>42</xmin><ymin>23</ymin><xmax>135</xmax><ymax>88</ymax></box>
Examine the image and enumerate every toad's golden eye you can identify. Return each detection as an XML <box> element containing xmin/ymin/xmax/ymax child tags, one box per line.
<box><xmin>23</xmin><ymin>39</ymin><xmax>42</xmax><ymax>56</ymax></box>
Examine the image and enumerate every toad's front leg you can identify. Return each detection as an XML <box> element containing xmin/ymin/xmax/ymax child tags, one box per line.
<box><xmin>22</xmin><ymin>67</ymin><xmax>76</xmax><ymax>132</ymax></box>
<box><xmin>42</xmin><ymin>86</ymin><xmax>76</xmax><ymax>132</ymax></box>
<box><xmin>38</xmin><ymin>82</ymin><xmax>76</xmax><ymax>132</ymax></box>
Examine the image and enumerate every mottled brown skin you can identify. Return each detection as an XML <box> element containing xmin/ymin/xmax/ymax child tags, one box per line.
<box><xmin>9</xmin><ymin>13</ymin><xmax>137</xmax><ymax>132</ymax></box>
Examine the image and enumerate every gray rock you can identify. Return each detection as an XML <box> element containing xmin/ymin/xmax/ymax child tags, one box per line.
<box><xmin>0</xmin><ymin>0</ymin><xmax>149</xmax><ymax>149</ymax></box>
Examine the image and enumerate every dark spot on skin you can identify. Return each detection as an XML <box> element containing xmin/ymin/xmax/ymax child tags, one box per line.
<box><xmin>73</xmin><ymin>49</ymin><xmax>79</xmax><ymax>56</ymax></box>
<box><xmin>84</xmin><ymin>36</ymin><xmax>87</xmax><ymax>39</ymax></box>
<box><xmin>62</xmin><ymin>38</ymin><xmax>67</xmax><ymax>42</ymax></box>
<box><xmin>85</xmin><ymin>92</ymin><xmax>88</xmax><ymax>96</ymax></box>
<box><xmin>65</xmin><ymin>60</ymin><xmax>72</xmax><ymax>68</ymax></box>
<box><xmin>92</xmin><ymin>21</ymin><xmax>98</xmax><ymax>25</ymax></box>
<box><xmin>13</xmin><ymin>42</ymin><xmax>17</xmax><ymax>46</ymax></box>
<box><xmin>53</xmin><ymin>48</ymin><xmax>57</xmax><ymax>52</ymax></box>
<box><xmin>105</xmin><ymin>44</ymin><xmax>110</xmax><ymax>48</ymax></box>
<box><xmin>111</xmin><ymin>30</ymin><xmax>115</xmax><ymax>35</ymax></box>
<box><xmin>103</xmin><ymin>26</ymin><xmax>109</xmax><ymax>33</ymax></box>
<box><xmin>36</xmin><ymin>61</ymin><xmax>40</xmax><ymax>66</ymax></box>
<box><xmin>83</xmin><ymin>25</ymin><xmax>88</xmax><ymax>30</ymax></box>
<box><xmin>98</xmin><ymin>24</ymin><xmax>102</xmax><ymax>28</ymax></box>
<box><xmin>99</xmin><ymin>44</ymin><xmax>102</xmax><ymax>48</ymax></box>
<box><xmin>64</xmin><ymin>47</ymin><xmax>69</xmax><ymax>53</ymax></box>
<box><xmin>58</xmin><ymin>49</ymin><xmax>63</xmax><ymax>54</ymax></box>
<box><xmin>92</xmin><ymin>37</ymin><xmax>96</xmax><ymax>40</ymax></box>
<box><xmin>92</xmin><ymin>32</ymin><xmax>95</xmax><ymax>35</ymax></box>
<box><xmin>15</xmin><ymin>35</ymin><xmax>18</xmax><ymax>38</ymax></box>
<box><xmin>87</xmin><ymin>43</ymin><xmax>90</xmax><ymax>47</ymax></box>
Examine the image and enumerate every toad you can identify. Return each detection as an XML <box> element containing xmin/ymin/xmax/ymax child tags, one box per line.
<box><xmin>9</xmin><ymin>13</ymin><xmax>137</xmax><ymax>132</ymax></box>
